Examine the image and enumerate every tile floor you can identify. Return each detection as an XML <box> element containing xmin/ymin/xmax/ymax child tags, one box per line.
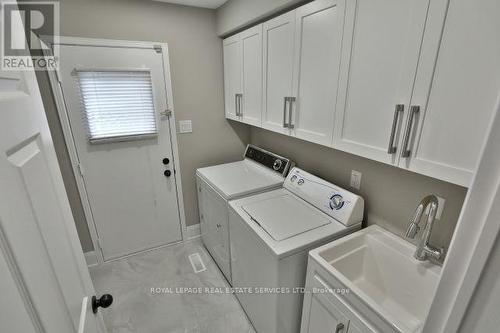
<box><xmin>89</xmin><ymin>238</ymin><xmax>255</xmax><ymax>333</ymax></box>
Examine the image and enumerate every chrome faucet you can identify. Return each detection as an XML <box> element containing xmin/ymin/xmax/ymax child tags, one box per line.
<box><xmin>405</xmin><ymin>195</ymin><xmax>444</xmax><ymax>262</ymax></box>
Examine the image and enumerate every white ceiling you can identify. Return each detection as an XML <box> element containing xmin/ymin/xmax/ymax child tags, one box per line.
<box><xmin>153</xmin><ymin>0</ymin><xmax>229</xmax><ymax>9</ymax></box>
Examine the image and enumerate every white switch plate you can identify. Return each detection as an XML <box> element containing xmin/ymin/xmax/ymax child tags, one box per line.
<box><xmin>350</xmin><ymin>170</ymin><xmax>362</xmax><ymax>190</ymax></box>
<box><xmin>179</xmin><ymin>120</ymin><xmax>192</xmax><ymax>133</ymax></box>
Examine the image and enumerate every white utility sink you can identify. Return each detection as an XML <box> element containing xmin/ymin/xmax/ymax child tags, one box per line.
<box><xmin>309</xmin><ymin>225</ymin><xmax>441</xmax><ymax>333</ymax></box>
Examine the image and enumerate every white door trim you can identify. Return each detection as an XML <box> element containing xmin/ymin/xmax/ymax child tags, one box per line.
<box><xmin>42</xmin><ymin>37</ymin><xmax>187</xmax><ymax>264</ymax></box>
<box><xmin>423</xmin><ymin>96</ymin><xmax>500</xmax><ymax>332</ymax></box>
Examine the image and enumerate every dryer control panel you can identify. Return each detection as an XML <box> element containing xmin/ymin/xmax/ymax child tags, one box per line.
<box><xmin>284</xmin><ymin>168</ymin><xmax>364</xmax><ymax>226</ymax></box>
<box><xmin>244</xmin><ymin>145</ymin><xmax>293</xmax><ymax>177</ymax></box>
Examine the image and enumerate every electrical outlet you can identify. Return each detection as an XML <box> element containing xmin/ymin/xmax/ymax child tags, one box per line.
<box><xmin>350</xmin><ymin>170</ymin><xmax>362</xmax><ymax>190</ymax></box>
<box><xmin>179</xmin><ymin>120</ymin><xmax>192</xmax><ymax>133</ymax></box>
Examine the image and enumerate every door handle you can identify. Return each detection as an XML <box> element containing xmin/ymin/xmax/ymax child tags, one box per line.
<box><xmin>334</xmin><ymin>322</ymin><xmax>345</xmax><ymax>333</ymax></box>
<box><xmin>401</xmin><ymin>105</ymin><xmax>420</xmax><ymax>158</ymax></box>
<box><xmin>387</xmin><ymin>104</ymin><xmax>404</xmax><ymax>154</ymax></box>
<box><xmin>283</xmin><ymin>97</ymin><xmax>289</xmax><ymax>128</ymax></box>
<box><xmin>288</xmin><ymin>97</ymin><xmax>296</xmax><ymax>129</ymax></box>
<box><xmin>92</xmin><ymin>294</ymin><xmax>113</xmax><ymax>313</ymax></box>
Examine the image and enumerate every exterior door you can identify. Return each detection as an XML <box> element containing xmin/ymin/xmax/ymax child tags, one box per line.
<box><xmin>291</xmin><ymin>0</ymin><xmax>344</xmax><ymax>146</ymax></box>
<box><xmin>223</xmin><ymin>34</ymin><xmax>242</xmax><ymax>120</ymax></box>
<box><xmin>262</xmin><ymin>11</ymin><xmax>296</xmax><ymax>134</ymax></box>
<box><xmin>57</xmin><ymin>43</ymin><xmax>183</xmax><ymax>261</ymax></box>
<box><xmin>333</xmin><ymin>0</ymin><xmax>430</xmax><ymax>165</ymax></box>
<box><xmin>0</xmin><ymin>49</ymin><xmax>106</xmax><ymax>333</ymax></box>
<box><xmin>240</xmin><ymin>24</ymin><xmax>263</xmax><ymax>126</ymax></box>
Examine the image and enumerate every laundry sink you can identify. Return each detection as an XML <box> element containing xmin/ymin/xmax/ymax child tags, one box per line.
<box><xmin>309</xmin><ymin>225</ymin><xmax>441</xmax><ymax>333</ymax></box>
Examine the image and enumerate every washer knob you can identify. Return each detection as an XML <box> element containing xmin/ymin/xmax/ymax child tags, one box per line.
<box><xmin>290</xmin><ymin>175</ymin><xmax>298</xmax><ymax>182</ymax></box>
<box><xmin>329</xmin><ymin>194</ymin><xmax>344</xmax><ymax>210</ymax></box>
<box><xmin>273</xmin><ymin>159</ymin><xmax>283</xmax><ymax>171</ymax></box>
<box><xmin>297</xmin><ymin>179</ymin><xmax>305</xmax><ymax>185</ymax></box>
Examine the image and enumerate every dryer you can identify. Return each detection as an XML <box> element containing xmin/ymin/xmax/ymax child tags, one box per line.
<box><xmin>196</xmin><ymin>145</ymin><xmax>293</xmax><ymax>283</ymax></box>
<box><xmin>228</xmin><ymin>167</ymin><xmax>364</xmax><ymax>333</ymax></box>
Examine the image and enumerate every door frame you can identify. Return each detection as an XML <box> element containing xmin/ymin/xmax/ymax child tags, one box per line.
<box><xmin>42</xmin><ymin>37</ymin><xmax>187</xmax><ymax>265</ymax></box>
<box><xmin>423</xmin><ymin>97</ymin><xmax>500</xmax><ymax>332</ymax></box>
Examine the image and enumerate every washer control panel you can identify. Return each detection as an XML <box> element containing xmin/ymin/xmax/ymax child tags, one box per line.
<box><xmin>285</xmin><ymin>167</ymin><xmax>364</xmax><ymax>226</ymax></box>
<box><xmin>244</xmin><ymin>145</ymin><xmax>292</xmax><ymax>177</ymax></box>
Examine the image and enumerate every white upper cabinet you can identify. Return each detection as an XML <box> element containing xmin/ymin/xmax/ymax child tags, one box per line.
<box><xmin>240</xmin><ymin>25</ymin><xmax>263</xmax><ymax>126</ymax></box>
<box><xmin>262</xmin><ymin>11</ymin><xmax>296</xmax><ymax>134</ymax></box>
<box><xmin>290</xmin><ymin>0</ymin><xmax>344</xmax><ymax>145</ymax></box>
<box><xmin>223</xmin><ymin>34</ymin><xmax>241</xmax><ymax>120</ymax></box>
<box><xmin>397</xmin><ymin>0</ymin><xmax>499</xmax><ymax>187</ymax></box>
<box><xmin>333</xmin><ymin>0</ymin><xmax>431</xmax><ymax>165</ymax></box>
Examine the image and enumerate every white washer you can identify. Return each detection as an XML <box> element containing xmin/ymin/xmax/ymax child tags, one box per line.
<box><xmin>196</xmin><ymin>145</ymin><xmax>293</xmax><ymax>283</ymax></box>
<box><xmin>228</xmin><ymin>167</ymin><xmax>364</xmax><ymax>333</ymax></box>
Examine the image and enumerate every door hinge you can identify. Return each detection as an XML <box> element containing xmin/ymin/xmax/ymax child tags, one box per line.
<box><xmin>77</xmin><ymin>163</ymin><xmax>85</xmax><ymax>178</ymax></box>
<box><xmin>153</xmin><ymin>45</ymin><xmax>162</xmax><ymax>53</ymax></box>
<box><xmin>160</xmin><ymin>109</ymin><xmax>172</xmax><ymax>118</ymax></box>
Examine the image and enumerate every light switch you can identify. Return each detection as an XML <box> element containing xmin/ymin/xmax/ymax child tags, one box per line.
<box><xmin>350</xmin><ymin>170</ymin><xmax>362</xmax><ymax>190</ymax></box>
<box><xmin>179</xmin><ymin>120</ymin><xmax>192</xmax><ymax>133</ymax></box>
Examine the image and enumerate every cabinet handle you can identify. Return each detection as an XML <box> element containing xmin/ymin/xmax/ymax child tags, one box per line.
<box><xmin>238</xmin><ymin>93</ymin><xmax>243</xmax><ymax>116</ymax></box>
<box><xmin>235</xmin><ymin>94</ymin><xmax>239</xmax><ymax>116</ymax></box>
<box><xmin>335</xmin><ymin>323</ymin><xmax>345</xmax><ymax>333</ymax></box>
<box><xmin>401</xmin><ymin>105</ymin><xmax>420</xmax><ymax>158</ymax></box>
<box><xmin>288</xmin><ymin>97</ymin><xmax>296</xmax><ymax>129</ymax></box>
<box><xmin>235</xmin><ymin>93</ymin><xmax>243</xmax><ymax>116</ymax></box>
<box><xmin>387</xmin><ymin>104</ymin><xmax>404</xmax><ymax>154</ymax></box>
<box><xmin>283</xmin><ymin>97</ymin><xmax>289</xmax><ymax>128</ymax></box>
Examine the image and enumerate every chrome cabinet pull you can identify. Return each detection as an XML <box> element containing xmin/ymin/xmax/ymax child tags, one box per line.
<box><xmin>235</xmin><ymin>94</ymin><xmax>239</xmax><ymax>116</ymax></box>
<box><xmin>401</xmin><ymin>105</ymin><xmax>420</xmax><ymax>158</ymax></box>
<box><xmin>283</xmin><ymin>97</ymin><xmax>289</xmax><ymax>128</ymax></box>
<box><xmin>235</xmin><ymin>93</ymin><xmax>243</xmax><ymax>116</ymax></box>
<box><xmin>387</xmin><ymin>104</ymin><xmax>404</xmax><ymax>154</ymax></box>
<box><xmin>335</xmin><ymin>323</ymin><xmax>345</xmax><ymax>333</ymax></box>
<box><xmin>288</xmin><ymin>97</ymin><xmax>296</xmax><ymax>129</ymax></box>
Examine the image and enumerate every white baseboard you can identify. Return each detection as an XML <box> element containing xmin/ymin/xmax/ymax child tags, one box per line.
<box><xmin>186</xmin><ymin>223</ymin><xmax>201</xmax><ymax>240</ymax></box>
<box><xmin>84</xmin><ymin>251</ymin><xmax>98</xmax><ymax>267</ymax></box>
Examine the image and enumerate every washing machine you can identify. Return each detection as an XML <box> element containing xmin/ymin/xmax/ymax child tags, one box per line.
<box><xmin>228</xmin><ymin>167</ymin><xmax>364</xmax><ymax>333</ymax></box>
<box><xmin>196</xmin><ymin>145</ymin><xmax>293</xmax><ymax>284</ymax></box>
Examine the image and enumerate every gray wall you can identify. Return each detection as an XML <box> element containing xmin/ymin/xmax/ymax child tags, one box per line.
<box><xmin>216</xmin><ymin>0</ymin><xmax>309</xmax><ymax>36</ymax></box>
<box><xmin>250</xmin><ymin>127</ymin><xmax>467</xmax><ymax>251</ymax></box>
<box><xmin>38</xmin><ymin>0</ymin><xmax>250</xmax><ymax>252</ymax></box>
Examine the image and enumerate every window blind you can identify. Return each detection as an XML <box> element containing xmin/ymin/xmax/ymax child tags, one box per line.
<box><xmin>76</xmin><ymin>70</ymin><xmax>158</xmax><ymax>143</ymax></box>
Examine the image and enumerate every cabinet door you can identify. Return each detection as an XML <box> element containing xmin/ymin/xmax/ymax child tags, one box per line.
<box><xmin>262</xmin><ymin>11</ymin><xmax>296</xmax><ymax>134</ymax></box>
<box><xmin>290</xmin><ymin>0</ymin><xmax>344</xmax><ymax>146</ymax></box>
<box><xmin>398</xmin><ymin>0</ymin><xmax>495</xmax><ymax>187</ymax></box>
<box><xmin>333</xmin><ymin>0</ymin><xmax>430</xmax><ymax>164</ymax></box>
<box><xmin>223</xmin><ymin>34</ymin><xmax>242</xmax><ymax>120</ymax></box>
<box><xmin>240</xmin><ymin>25</ymin><xmax>263</xmax><ymax>126</ymax></box>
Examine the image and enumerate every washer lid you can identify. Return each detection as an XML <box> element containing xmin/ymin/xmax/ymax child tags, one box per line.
<box><xmin>196</xmin><ymin>160</ymin><xmax>284</xmax><ymax>199</ymax></box>
<box><xmin>241</xmin><ymin>193</ymin><xmax>331</xmax><ymax>241</ymax></box>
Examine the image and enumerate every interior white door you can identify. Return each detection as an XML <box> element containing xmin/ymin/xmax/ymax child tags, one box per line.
<box><xmin>0</xmin><ymin>61</ymin><xmax>105</xmax><ymax>333</ymax></box>
<box><xmin>262</xmin><ymin>10</ymin><xmax>296</xmax><ymax>134</ymax></box>
<box><xmin>240</xmin><ymin>24</ymin><xmax>263</xmax><ymax>126</ymax></box>
<box><xmin>58</xmin><ymin>44</ymin><xmax>182</xmax><ymax>261</ymax></box>
<box><xmin>290</xmin><ymin>0</ymin><xmax>344</xmax><ymax>146</ymax></box>
<box><xmin>223</xmin><ymin>34</ymin><xmax>242</xmax><ymax>120</ymax></box>
<box><xmin>333</xmin><ymin>0</ymin><xmax>430</xmax><ymax>165</ymax></box>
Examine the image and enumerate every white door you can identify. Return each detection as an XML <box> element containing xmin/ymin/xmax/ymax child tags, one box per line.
<box><xmin>290</xmin><ymin>0</ymin><xmax>344</xmax><ymax>146</ymax></box>
<box><xmin>333</xmin><ymin>0</ymin><xmax>430</xmax><ymax>165</ymax></box>
<box><xmin>0</xmin><ymin>57</ymin><xmax>106</xmax><ymax>333</ymax></box>
<box><xmin>57</xmin><ymin>43</ymin><xmax>183</xmax><ymax>261</ymax></box>
<box><xmin>223</xmin><ymin>34</ymin><xmax>242</xmax><ymax>121</ymax></box>
<box><xmin>240</xmin><ymin>24</ymin><xmax>263</xmax><ymax>126</ymax></box>
<box><xmin>262</xmin><ymin>10</ymin><xmax>296</xmax><ymax>134</ymax></box>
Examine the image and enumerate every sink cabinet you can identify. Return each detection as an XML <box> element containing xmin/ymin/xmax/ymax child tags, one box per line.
<box><xmin>301</xmin><ymin>260</ymin><xmax>391</xmax><ymax>333</ymax></box>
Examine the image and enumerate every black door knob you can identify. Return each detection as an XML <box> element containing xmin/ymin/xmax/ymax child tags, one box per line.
<box><xmin>92</xmin><ymin>294</ymin><xmax>113</xmax><ymax>313</ymax></box>
<box><xmin>162</xmin><ymin>158</ymin><xmax>170</xmax><ymax>165</ymax></box>
<box><xmin>164</xmin><ymin>170</ymin><xmax>172</xmax><ymax>177</ymax></box>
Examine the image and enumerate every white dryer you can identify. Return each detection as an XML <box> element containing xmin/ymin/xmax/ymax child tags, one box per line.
<box><xmin>196</xmin><ymin>145</ymin><xmax>293</xmax><ymax>284</ymax></box>
<box><xmin>228</xmin><ymin>167</ymin><xmax>364</xmax><ymax>333</ymax></box>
